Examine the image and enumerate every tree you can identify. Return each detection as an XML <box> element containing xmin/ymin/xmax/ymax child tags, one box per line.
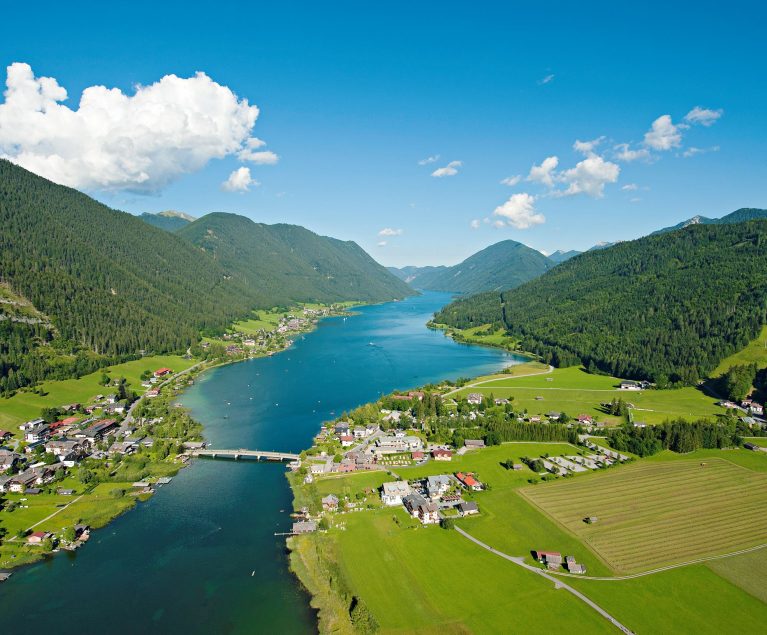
<box><xmin>439</xmin><ymin>518</ymin><xmax>455</xmax><ymax>530</ymax></box>
<box><xmin>62</xmin><ymin>526</ymin><xmax>76</xmax><ymax>542</ymax></box>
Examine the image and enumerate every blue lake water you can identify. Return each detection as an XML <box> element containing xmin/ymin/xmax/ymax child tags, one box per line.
<box><xmin>0</xmin><ymin>291</ymin><xmax>522</xmax><ymax>633</ymax></box>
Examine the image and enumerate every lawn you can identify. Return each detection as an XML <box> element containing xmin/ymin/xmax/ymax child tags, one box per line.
<box><xmin>233</xmin><ymin>308</ymin><xmax>286</xmax><ymax>334</ymax></box>
<box><xmin>453</xmin><ymin>366</ymin><xmax>724</xmax><ymax>425</ymax></box>
<box><xmin>0</xmin><ymin>354</ymin><xmax>195</xmax><ymax>429</ymax></box>
<box><xmin>706</xmin><ymin>546</ymin><xmax>767</xmax><ymax>603</ymax></box>
<box><xmin>520</xmin><ymin>457</ymin><xmax>767</xmax><ymax>573</ymax></box>
<box><xmin>333</xmin><ymin>509</ymin><xmax>616</xmax><ymax>633</ymax></box>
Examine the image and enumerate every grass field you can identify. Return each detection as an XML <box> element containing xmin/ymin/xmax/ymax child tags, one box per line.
<box><xmin>706</xmin><ymin>546</ymin><xmax>767</xmax><ymax>603</ymax></box>
<box><xmin>453</xmin><ymin>366</ymin><xmax>724</xmax><ymax>425</ymax></box>
<box><xmin>0</xmin><ymin>354</ymin><xmax>195</xmax><ymax>429</ymax></box>
<box><xmin>520</xmin><ymin>458</ymin><xmax>767</xmax><ymax>573</ymax></box>
<box><xmin>713</xmin><ymin>325</ymin><xmax>767</xmax><ymax>376</ymax></box>
<box><xmin>233</xmin><ymin>308</ymin><xmax>286</xmax><ymax>333</ymax></box>
<box><xmin>333</xmin><ymin>509</ymin><xmax>615</xmax><ymax>634</ymax></box>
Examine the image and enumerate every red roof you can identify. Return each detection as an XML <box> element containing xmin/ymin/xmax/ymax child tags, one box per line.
<box><xmin>456</xmin><ymin>472</ymin><xmax>479</xmax><ymax>487</ymax></box>
<box><xmin>433</xmin><ymin>449</ymin><xmax>452</xmax><ymax>456</ymax></box>
<box><xmin>154</xmin><ymin>368</ymin><xmax>172</xmax><ymax>375</ymax></box>
<box><xmin>30</xmin><ymin>531</ymin><xmax>48</xmax><ymax>539</ymax></box>
<box><xmin>536</xmin><ymin>550</ymin><xmax>561</xmax><ymax>558</ymax></box>
<box><xmin>340</xmin><ymin>435</ymin><xmax>354</xmax><ymax>441</ymax></box>
<box><xmin>412</xmin><ymin>451</ymin><xmax>424</xmax><ymax>458</ymax></box>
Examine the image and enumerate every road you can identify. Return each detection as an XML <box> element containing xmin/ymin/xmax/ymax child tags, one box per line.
<box><xmin>455</xmin><ymin>526</ymin><xmax>634</xmax><ymax>634</ymax></box>
<box><xmin>443</xmin><ymin>364</ymin><xmax>554</xmax><ymax>398</ymax></box>
<box><xmin>123</xmin><ymin>360</ymin><xmax>205</xmax><ymax>424</ymax></box>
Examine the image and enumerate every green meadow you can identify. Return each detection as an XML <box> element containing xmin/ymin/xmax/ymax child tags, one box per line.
<box><xmin>0</xmin><ymin>354</ymin><xmax>195</xmax><ymax>430</ymax></box>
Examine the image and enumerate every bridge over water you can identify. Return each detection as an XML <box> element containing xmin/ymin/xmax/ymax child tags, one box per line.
<box><xmin>191</xmin><ymin>448</ymin><xmax>301</xmax><ymax>462</ymax></box>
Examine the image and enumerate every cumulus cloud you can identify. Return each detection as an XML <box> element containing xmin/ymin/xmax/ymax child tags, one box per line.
<box><xmin>573</xmin><ymin>136</ymin><xmax>605</xmax><ymax>156</ymax></box>
<box><xmin>418</xmin><ymin>154</ymin><xmax>440</xmax><ymax>165</ymax></box>
<box><xmin>0</xmin><ymin>62</ymin><xmax>272</xmax><ymax>192</ymax></box>
<box><xmin>556</xmin><ymin>156</ymin><xmax>620</xmax><ymax>198</ymax></box>
<box><xmin>470</xmin><ymin>219</ymin><xmax>480</xmax><ymax>229</ymax></box>
<box><xmin>493</xmin><ymin>193</ymin><xmax>545</xmax><ymax>229</ymax></box>
<box><xmin>685</xmin><ymin>106</ymin><xmax>723</xmax><ymax>127</ymax></box>
<box><xmin>538</xmin><ymin>74</ymin><xmax>555</xmax><ymax>85</ymax></box>
<box><xmin>431</xmin><ymin>160</ymin><xmax>462</xmax><ymax>177</ymax></box>
<box><xmin>500</xmin><ymin>174</ymin><xmax>521</xmax><ymax>186</ymax></box>
<box><xmin>221</xmin><ymin>166</ymin><xmax>257</xmax><ymax>192</ymax></box>
<box><xmin>378</xmin><ymin>227</ymin><xmax>403</xmax><ymax>237</ymax></box>
<box><xmin>643</xmin><ymin>115</ymin><xmax>681</xmax><ymax>151</ymax></box>
<box><xmin>613</xmin><ymin>142</ymin><xmax>651</xmax><ymax>162</ymax></box>
<box><xmin>527</xmin><ymin>156</ymin><xmax>559</xmax><ymax>187</ymax></box>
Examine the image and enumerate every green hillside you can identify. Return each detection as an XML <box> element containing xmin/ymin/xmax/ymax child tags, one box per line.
<box><xmin>0</xmin><ymin>160</ymin><xmax>410</xmax><ymax>395</ymax></box>
<box><xmin>177</xmin><ymin>214</ymin><xmax>413</xmax><ymax>305</ymax></box>
<box><xmin>399</xmin><ymin>239</ymin><xmax>551</xmax><ymax>294</ymax></box>
<box><xmin>436</xmin><ymin>220</ymin><xmax>767</xmax><ymax>384</ymax></box>
<box><xmin>652</xmin><ymin>208</ymin><xmax>767</xmax><ymax>235</ymax></box>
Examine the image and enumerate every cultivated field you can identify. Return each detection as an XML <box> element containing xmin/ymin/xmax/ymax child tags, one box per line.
<box><xmin>520</xmin><ymin>458</ymin><xmax>767</xmax><ymax>573</ymax></box>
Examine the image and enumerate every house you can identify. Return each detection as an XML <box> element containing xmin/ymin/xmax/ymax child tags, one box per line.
<box><xmin>145</xmin><ymin>389</ymin><xmax>160</xmax><ymax>398</ymax></box>
<box><xmin>0</xmin><ymin>430</ymin><xmax>13</xmax><ymax>441</ymax></box>
<box><xmin>8</xmin><ymin>469</ymin><xmax>40</xmax><ymax>492</ymax></box>
<box><xmin>19</xmin><ymin>418</ymin><xmax>45</xmax><ymax>431</ymax></box>
<box><xmin>619</xmin><ymin>380</ymin><xmax>642</xmax><ymax>391</ymax></box>
<box><xmin>534</xmin><ymin>551</ymin><xmax>562</xmax><ymax>565</ymax></box>
<box><xmin>292</xmin><ymin>521</ymin><xmax>318</xmax><ymax>534</ymax></box>
<box><xmin>402</xmin><ymin>493</ymin><xmax>439</xmax><ymax>524</ymax></box>
<box><xmin>455</xmin><ymin>472</ymin><xmax>483</xmax><ymax>491</ymax></box>
<box><xmin>411</xmin><ymin>450</ymin><xmax>425</xmax><ymax>461</ymax></box>
<box><xmin>494</xmin><ymin>398</ymin><xmax>510</xmax><ymax>405</ymax></box>
<box><xmin>750</xmin><ymin>403</ymin><xmax>764</xmax><ymax>416</ymax></box>
<box><xmin>108</xmin><ymin>441</ymin><xmax>137</xmax><ymax>455</ymax></box>
<box><xmin>408</xmin><ymin>391</ymin><xmax>425</xmax><ymax>401</ymax></box>
<box><xmin>464</xmin><ymin>439</ymin><xmax>485</xmax><ymax>449</ymax></box>
<box><xmin>458</xmin><ymin>501</ymin><xmax>479</xmax><ymax>516</ymax></box>
<box><xmin>432</xmin><ymin>448</ymin><xmax>452</xmax><ymax>461</ymax></box>
<box><xmin>45</xmin><ymin>439</ymin><xmax>84</xmax><ymax>460</ymax></box>
<box><xmin>57</xmin><ymin>488</ymin><xmax>76</xmax><ymax>496</ymax></box>
<box><xmin>27</xmin><ymin>531</ymin><xmax>52</xmax><ymax>545</ymax></box>
<box><xmin>568</xmin><ymin>563</ymin><xmax>586</xmax><ymax>574</ymax></box>
<box><xmin>337</xmin><ymin>459</ymin><xmax>356</xmax><ymax>473</ymax></box>
<box><xmin>577</xmin><ymin>414</ymin><xmax>593</xmax><ymax>424</ymax></box>
<box><xmin>75</xmin><ymin>419</ymin><xmax>119</xmax><ymax>443</ymax></box>
<box><xmin>154</xmin><ymin>367</ymin><xmax>173</xmax><ymax>377</ymax></box>
<box><xmin>321</xmin><ymin>494</ymin><xmax>339</xmax><ymax>511</ymax></box>
<box><xmin>375</xmin><ymin>435</ymin><xmax>423</xmax><ymax>455</ymax></box>
<box><xmin>466</xmin><ymin>393</ymin><xmax>483</xmax><ymax>405</ymax></box>
<box><xmin>529</xmin><ymin>415</ymin><xmax>542</xmax><ymax>423</ymax></box>
<box><xmin>381</xmin><ymin>481</ymin><xmax>412</xmax><ymax>506</ymax></box>
<box><xmin>352</xmin><ymin>426</ymin><xmax>367</xmax><ymax>439</ymax></box>
<box><xmin>309</xmin><ymin>463</ymin><xmax>327</xmax><ymax>475</ymax></box>
<box><xmin>0</xmin><ymin>475</ymin><xmax>13</xmax><ymax>493</ymax></box>
<box><xmin>426</xmin><ymin>474</ymin><xmax>452</xmax><ymax>499</ymax></box>
<box><xmin>546</xmin><ymin>412</ymin><xmax>561</xmax><ymax>420</ymax></box>
<box><xmin>24</xmin><ymin>424</ymin><xmax>51</xmax><ymax>443</ymax></box>
<box><xmin>334</xmin><ymin>422</ymin><xmax>350</xmax><ymax>436</ymax></box>
<box><xmin>339</xmin><ymin>434</ymin><xmax>355</xmax><ymax>448</ymax></box>
<box><xmin>0</xmin><ymin>449</ymin><xmax>21</xmax><ymax>473</ymax></box>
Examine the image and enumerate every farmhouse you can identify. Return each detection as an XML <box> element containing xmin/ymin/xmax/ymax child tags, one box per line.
<box><xmin>458</xmin><ymin>501</ymin><xmax>479</xmax><ymax>516</ymax></box>
<box><xmin>619</xmin><ymin>380</ymin><xmax>642</xmax><ymax>391</ymax></box>
<box><xmin>154</xmin><ymin>367</ymin><xmax>173</xmax><ymax>377</ymax></box>
<box><xmin>464</xmin><ymin>439</ymin><xmax>485</xmax><ymax>449</ymax></box>
<box><xmin>432</xmin><ymin>448</ymin><xmax>452</xmax><ymax>461</ymax></box>
<box><xmin>455</xmin><ymin>472</ymin><xmax>483</xmax><ymax>491</ymax></box>
<box><xmin>292</xmin><ymin>521</ymin><xmax>318</xmax><ymax>534</ymax></box>
<box><xmin>534</xmin><ymin>550</ymin><xmax>562</xmax><ymax>565</ymax></box>
<box><xmin>381</xmin><ymin>481</ymin><xmax>412</xmax><ymax>506</ymax></box>
<box><xmin>27</xmin><ymin>531</ymin><xmax>52</xmax><ymax>545</ymax></box>
<box><xmin>466</xmin><ymin>393</ymin><xmax>483</xmax><ymax>405</ymax></box>
<box><xmin>339</xmin><ymin>435</ymin><xmax>355</xmax><ymax>447</ymax></box>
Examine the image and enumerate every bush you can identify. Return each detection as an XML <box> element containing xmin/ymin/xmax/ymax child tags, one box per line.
<box><xmin>439</xmin><ymin>518</ymin><xmax>455</xmax><ymax>530</ymax></box>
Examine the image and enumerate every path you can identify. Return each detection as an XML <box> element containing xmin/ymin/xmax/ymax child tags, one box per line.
<box><xmin>443</xmin><ymin>364</ymin><xmax>554</xmax><ymax>397</ymax></box>
<box><xmin>455</xmin><ymin>526</ymin><xmax>634</xmax><ymax>634</ymax></box>
<box><xmin>8</xmin><ymin>494</ymin><xmax>86</xmax><ymax>542</ymax></box>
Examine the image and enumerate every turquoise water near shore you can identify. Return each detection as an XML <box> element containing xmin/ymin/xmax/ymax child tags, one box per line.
<box><xmin>0</xmin><ymin>291</ymin><xmax>522</xmax><ymax>633</ymax></box>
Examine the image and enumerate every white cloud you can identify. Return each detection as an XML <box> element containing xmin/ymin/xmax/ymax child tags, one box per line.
<box><xmin>630</xmin><ymin>197</ymin><xmax>641</xmax><ymax>203</ymax></box>
<box><xmin>685</xmin><ymin>106</ymin><xmax>723</xmax><ymax>127</ymax></box>
<box><xmin>621</xmin><ymin>183</ymin><xmax>638</xmax><ymax>191</ymax></box>
<box><xmin>613</xmin><ymin>143</ymin><xmax>651</xmax><ymax>162</ymax></box>
<box><xmin>557</xmin><ymin>156</ymin><xmax>620</xmax><ymax>198</ymax></box>
<box><xmin>643</xmin><ymin>115</ymin><xmax>681</xmax><ymax>151</ymax></box>
<box><xmin>378</xmin><ymin>227</ymin><xmax>403</xmax><ymax>237</ymax></box>
<box><xmin>493</xmin><ymin>193</ymin><xmax>545</xmax><ymax>229</ymax></box>
<box><xmin>682</xmin><ymin>145</ymin><xmax>720</xmax><ymax>158</ymax></box>
<box><xmin>221</xmin><ymin>166</ymin><xmax>258</xmax><ymax>192</ymax></box>
<box><xmin>500</xmin><ymin>174</ymin><xmax>521</xmax><ymax>186</ymax></box>
<box><xmin>0</xmin><ymin>62</ymin><xmax>270</xmax><ymax>192</ymax></box>
<box><xmin>238</xmin><ymin>149</ymin><xmax>279</xmax><ymax>164</ymax></box>
<box><xmin>538</xmin><ymin>74</ymin><xmax>555</xmax><ymax>85</ymax></box>
<box><xmin>527</xmin><ymin>156</ymin><xmax>559</xmax><ymax>187</ymax></box>
<box><xmin>418</xmin><ymin>154</ymin><xmax>440</xmax><ymax>165</ymax></box>
<box><xmin>431</xmin><ymin>160</ymin><xmax>462</xmax><ymax>177</ymax></box>
<box><xmin>493</xmin><ymin>220</ymin><xmax>506</xmax><ymax>229</ymax></box>
<box><xmin>573</xmin><ymin>136</ymin><xmax>605</xmax><ymax>156</ymax></box>
<box><xmin>377</xmin><ymin>241</ymin><xmax>387</xmax><ymax>247</ymax></box>
<box><xmin>470</xmin><ymin>219</ymin><xmax>480</xmax><ymax>229</ymax></box>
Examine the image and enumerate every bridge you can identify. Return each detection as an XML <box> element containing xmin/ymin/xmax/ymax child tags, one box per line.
<box><xmin>191</xmin><ymin>448</ymin><xmax>301</xmax><ymax>462</ymax></box>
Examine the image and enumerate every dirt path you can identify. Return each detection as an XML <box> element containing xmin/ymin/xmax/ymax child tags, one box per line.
<box><xmin>443</xmin><ymin>364</ymin><xmax>554</xmax><ymax>397</ymax></box>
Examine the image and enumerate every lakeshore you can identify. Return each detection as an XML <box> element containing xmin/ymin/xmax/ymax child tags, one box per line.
<box><xmin>0</xmin><ymin>292</ymin><xmax>519</xmax><ymax>632</ymax></box>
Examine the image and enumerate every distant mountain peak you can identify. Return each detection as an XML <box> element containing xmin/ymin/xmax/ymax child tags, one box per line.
<box><xmin>157</xmin><ymin>210</ymin><xmax>197</xmax><ymax>221</ymax></box>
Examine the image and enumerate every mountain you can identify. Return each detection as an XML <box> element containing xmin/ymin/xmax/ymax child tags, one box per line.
<box><xmin>435</xmin><ymin>219</ymin><xmax>767</xmax><ymax>384</ymax></box>
<box><xmin>652</xmin><ymin>208</ymin><xmax>767</xmax><ymax>235</ymax></box>
<box><xmin>392</xmin><ymin>240</ymin><xmax>551</xmax><ymax>294</ymax></box>
<box><xmin>387</xmin><ymin>265</ymin><xmax>448</xmax><ymax>284</ymax></box>
<box><xmin>548</xmin><ymin>249</ymin><xmax>581</xmax><ymax>264</ymax></box>
<box><xmin>176</xmin><ymin>214</ymin><xmax>412</xmax><ymax>306</ymax></box>
<box><xmin>139</xmin><ymin>210</ymin><xmax>196</xmax><ymax>232</ymax></box>
<box><xmin>0</xmin><ymin>159</ymin><xmax>411</xmax><ymax>394</ymax></box>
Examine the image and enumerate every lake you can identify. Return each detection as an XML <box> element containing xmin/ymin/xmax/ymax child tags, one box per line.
<box><xmin>0</xmin><ymin>291</ymin><xmax>523</xmax><ymax>633</ymax></box>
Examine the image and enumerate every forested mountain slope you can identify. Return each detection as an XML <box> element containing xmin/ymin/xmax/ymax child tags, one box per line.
<box><xmin>435</xmin><ymin>221</ymin><xmax>767</xmax><ymax>384</ymax></box>
<box><xmin>396</xmin><ymin>240</ymin><xmax>551</xmax><ymax>294</ymax></box>
<box><xmin>177</xmin><ymin>214</ymin><xmax>413</xmax><ymax>304</ymax></box>
<box><xmin>651</xmin><ymin>208</ymin><xmax>767</xmax><ymax>235</ymax></box>
<box><xmin>139</xmin><ymin>210</ymin><xmax>195</xmax><ymax>232</ymax></box>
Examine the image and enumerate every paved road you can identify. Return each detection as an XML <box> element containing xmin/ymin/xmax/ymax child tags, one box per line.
<box><xmin>455</xmin><ymin>526</ymin><xmax>634</xmax><ymax>634</ymax></box>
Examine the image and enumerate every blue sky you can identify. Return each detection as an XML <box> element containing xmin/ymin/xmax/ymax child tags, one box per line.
<box><xmin>2</xmin><ymin>1</ymin><xmax>766</xmax><ymax>266</ymax></box>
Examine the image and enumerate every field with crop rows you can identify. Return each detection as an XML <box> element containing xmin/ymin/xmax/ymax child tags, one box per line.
<box><xmin>520</xmin><ymin>458</ymin><xmax>767</xmax><ymax>573</ymax></box>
